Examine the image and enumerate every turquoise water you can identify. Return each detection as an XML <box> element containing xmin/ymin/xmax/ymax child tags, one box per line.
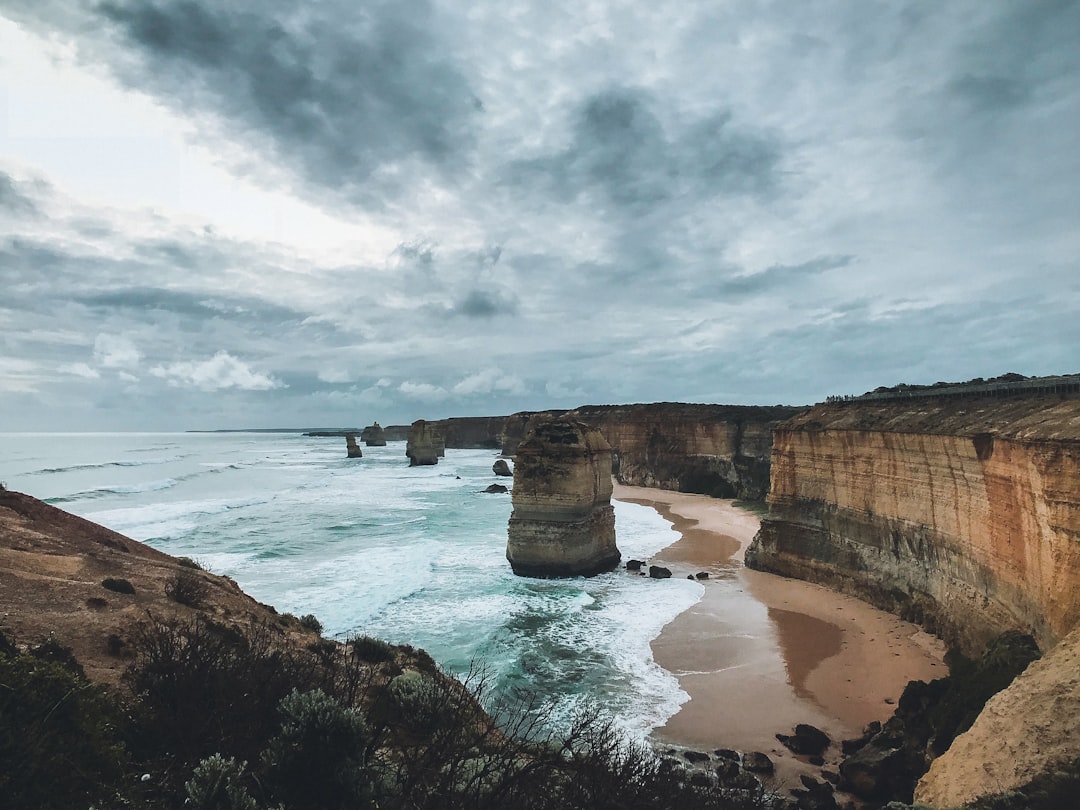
<box><xmin>0</xmin><ymin>432</ymin><xmax>701</xmax><ymax>737</ymax></box>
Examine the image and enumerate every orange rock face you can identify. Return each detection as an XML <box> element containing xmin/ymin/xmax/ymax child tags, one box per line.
<box><xmin>747</xmin><ymin>396</ymin><xmax>1080</xmax><ymax>655</ymax></box>
<box><xmin>506</xmin><ymin>418</ymin><xmax>620</xmax><ymax>577</ymax></box>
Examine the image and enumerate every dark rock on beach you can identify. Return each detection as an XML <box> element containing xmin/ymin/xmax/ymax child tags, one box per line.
<box><xmin>648</xmin><ymin>565</ymin><xmax>672</xmax><ymax>579</ymax></box>
<box><xmin>777</xmin><ymin>723</ymin><xmax>831</xmax><ymax>756</ymax></box>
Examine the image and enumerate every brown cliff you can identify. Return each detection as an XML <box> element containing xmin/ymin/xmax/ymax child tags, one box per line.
<box><xmin>0</xmin><ymin>488</ymin><xmax>319</xmax><ymax>685</ymax></box>
<box><xmin>566</xmin><ymin>403</ymin><xmax>804</xmax><ymax>500</ymax></box>
<box><xmin>746</xmin><ymin>395</ymin><xmax>1080</xmax><ymax>656</ymax></box>
<box><xmin>506</xmin><ymin>417</ymin><xmax>620</xmax><ymax>577</ymax></box>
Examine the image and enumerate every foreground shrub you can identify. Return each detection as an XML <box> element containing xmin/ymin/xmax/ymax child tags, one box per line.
<box><xmin>298</xmin><ymin>613</ymin><xmax>323</xmax><ymax>634</ymax></box>
<box><xmin>185</xmin><ymin>754</ymin><xmax>258</xmax><ymax>810</ymax></box>
<box><xmin>260</xmin><ymin>688</ymin><xmax>373</xmax><ymax>810</ymax></box>
<box><xmin>351</xmin><ymin>634</ymin><xmax>395</xmax><ymax>663</ymax></box>
<box><xmin>0</xmin><ymin>643</ymin><xmax>128</xmax><ymax>809</ymax></box>
<box><xmin>101</xmin><ymin>577</ymin><xmax>136</xmax><ymax>594</ymax></box>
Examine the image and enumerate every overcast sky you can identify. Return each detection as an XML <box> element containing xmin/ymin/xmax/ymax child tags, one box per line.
<box><xmin>2</xmin><ymin>1</ymin><xmax>1078</xmax><ymax>430</ymax></box>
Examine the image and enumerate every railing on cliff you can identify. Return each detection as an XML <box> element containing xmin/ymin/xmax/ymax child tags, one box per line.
<box><xmin>824</xmin><ymin>374</ymin><xmax>1080</xmax><ymax>405</ymax></box>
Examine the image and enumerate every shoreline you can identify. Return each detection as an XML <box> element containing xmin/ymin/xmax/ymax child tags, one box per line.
<box><xmin>612</xmin><ymin>484</ymin><xmax>946</xmax><ymax>786</ymax></box>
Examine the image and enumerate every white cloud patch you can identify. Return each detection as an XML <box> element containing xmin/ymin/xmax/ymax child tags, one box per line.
<box><xmin>58</xmin><ymin>362</ymin><xmax>100</xmax><ymax>379</ymax></box>
<box><xmin>150</xmin><ymin>351</ymin><xmax>284</xmax><ymax>391</ymax></box>
<box><xmin>452</xmin><ymin>368</ymin><xmax>526</xmax><ymax>397</ymax></box>
<box><xmin>398</xmin><ymin>380</ymin><xmax>449</xmax><ymax>401</ymax></box>
<box><xmin>317</xmin><ymin>368</ymin><xmax>355</xmax><ymax>384</ymax></box>
<box><xmin>93</xmin><ymin>333</ymin><xmax>141</xmax><ymax>369</ymax></box>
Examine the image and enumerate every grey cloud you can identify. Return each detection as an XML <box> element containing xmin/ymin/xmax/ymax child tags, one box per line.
<box><xmin>452</xmin><ymin>288</ymin><xmax>517</xmax><ymax>318</ymax></box>
<box><xmin>0</xmin><ymin>171</ymin><xmax>38</xmax><ymax>215</ymax></box>
<box><xmin>948</xmin><ymin>75</ymin><xmax>1029</xmax><ymax>112</ymax></box>
<box><xmin>509</xmin><ymin>87</ymin><xmax>782</xmax><ymax>212</ymax></box>
<box><xmin>714</xmin><ymin>255</ymin><xmax>855</xmax><ymax>297</ymax></box>
<box><xmin>87</xmin><ymin>0</ymin><xmax>481</xmax><ymax>205</ymax></box>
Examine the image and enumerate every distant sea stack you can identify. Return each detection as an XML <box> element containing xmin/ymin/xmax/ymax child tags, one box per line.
<box><xmin>406</xmin><ymin>420</ymin><xmax>445</xmax><ymax>466</ymax></box>
<box><xmin>345</xmin><ymin>433</ymin><xmax>362</xmax><ymax>458</ymax></box>
<box><xmin>361</xmin><ymin>422</ymin><xmax>387</xmax><ymax>446</ymax></box>
<box><xmin>506</xmin><ymin>417</ymin><xmax>620</xmax><ymax>577</ymax></box>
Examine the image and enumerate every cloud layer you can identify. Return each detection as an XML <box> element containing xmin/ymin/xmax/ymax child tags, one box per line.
<box><xmin>1</xmin><ymin>1</ymin><xmax>1078</xmax><ymax>429</ymax></box>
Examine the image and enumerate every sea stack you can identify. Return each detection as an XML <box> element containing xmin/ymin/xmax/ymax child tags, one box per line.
<box><xmin>345</xmin><ymin>433</ymin><xmax>363</xmax><ymax>458</ymax></box>
<box><xmin>406</xmin><ymin>419</ymin><xmax>444</xmax><ymax>466</ymax></box>
<box><xmin>361</xmin><ymin>422</ymin><xmax>387</xmax><ymax>446</ymax></box>
<box><xmin>506</xmin><ymin>417</ymin><xmax>620</xmax><ymax>577</ymax></box>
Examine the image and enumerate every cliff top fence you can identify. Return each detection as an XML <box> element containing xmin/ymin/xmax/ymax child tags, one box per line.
<box><xmin>825</xmin><ymin>374</ymin><xmax>1080</xmax><ymax>405</ymax></box>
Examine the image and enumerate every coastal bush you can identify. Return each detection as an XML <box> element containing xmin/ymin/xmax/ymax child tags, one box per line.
<box><xmin>351</xmin><ymin>634</ymin><xmax>395</xmax><ymax>663</ymax></box>
<box><xmin>102</xmin><ymin>576</ymin><xmax>136</xmax><ymax>594</ymax></box>
<box><xmin>165</xmin><ymin>568</ymin><xmax>210</xmax><ymax>607</ymax></box>
<box><xmin>177</xmin><ymin>556</ymin><xmax>205</xmax><ymax>570</ymax></box>
<box><xmin>259</xmin><ymin>688</ymin><xmax>374</xmax><ymax>810</ymax></box>
<box><xmin>0</xmin><ymin>643</ymin><xmax>129</xmax><ymax>809</ymax></box>
<box><xmin>298</xmin><ymin>613</ymin><xmax>324</xmax><ymax>634</ymax></box>
<box><xmin>185</xmin><ymin>754</ymin><xmax>258</xmax><ymax>810</ymax></box>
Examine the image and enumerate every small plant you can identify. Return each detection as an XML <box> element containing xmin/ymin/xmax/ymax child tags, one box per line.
<box><xmin>350</xmin><ymin>635</ymin><xmax>395</xmax><ymax>664</ymax></box>
<box><xmin>165</xmin><ymin>569</ymin><xmax>210</xmax><ymax>607</ymax></box>
<box><xmin>185</xmin><ymin>754</ymin><xmax>258</xmax><ymax>810</ymax></box>
<box><xmin>298</xmin><ymin>613</ymin><xmax>323</xmax><ymax>634</ymax></box>
<box><xmin>177</xmin><ymin>556</ymin><xmax>205</xmax><ymax>571</ymax></box>
<box><xmin>101</xmin><ymin>577</ymin><xmax>136</xmax><ymax>594</ymax></box>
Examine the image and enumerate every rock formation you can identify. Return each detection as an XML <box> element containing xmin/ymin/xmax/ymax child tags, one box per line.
<box><xmin>500</xmin><ymin>404</ymin><xmax>802</xmax><ymax>500</ymax></box>
<box><xmin>745</xmin><ymin>394</ymin><xmax>1080</xmax><ymax>656</ymax></box>
<box><xmin>405</xmin><ymin>420</ymin><xmax>445</xmax><ymax>466</ymax></box>
<box><xmin>492</xmin><ymin>459</ymin><xmax>512</xmax><ymax>476</ymax></box>
<box><xmin>506</xmin><ymin>417</ymin><xmax>620</xmax><ymax>577</ymax></box>
<box><xmin>361</xmin><ymin>422</ymin><xmax>387</xmax><ymax>446</ymax></box>
<box><xmin>345</xmin><ymin>433</ymin><xmax>362</xmax><ymax>458</ymax></box>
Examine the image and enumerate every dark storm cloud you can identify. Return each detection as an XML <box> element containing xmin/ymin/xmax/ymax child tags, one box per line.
<box><xmin>86</xmin><ymin>0</ymin><xmax>480</xmax><ymax>204</ymax></box>
<box><xmin>451</xmin><ymin>288</ymin><xmax>517</xmax><ymax>318</ymax></box>
<box><xmin>509</xmin><ymin>87</ymin><xmax>782</xmax><ymax>212</ymax></box>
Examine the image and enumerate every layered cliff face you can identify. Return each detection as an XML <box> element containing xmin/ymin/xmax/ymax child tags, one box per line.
<box><xmin>405</xmin><ymin>420</ymin><xmax>445</xmax><ymax>466</ymax></box>
<box><xmin>566</xmin><ymin>404</ymin><xmax>804</xmax><ymax>500</ymax></box>
<box><xmin>746</xmin><ymin>396</ymin><xmax>1080</xmax><ymax>656</ymax></box>
<box><xmin>506</xmin><ymin>418</ymin><xmax>620</xmax><ymax>577</ymax></box>
<box><xmin>345</xmin><ymin>433</ymin><xmax>363</xmax><ymax>458</ymax></box>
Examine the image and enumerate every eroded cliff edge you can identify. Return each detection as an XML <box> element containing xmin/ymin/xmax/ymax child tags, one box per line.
<box><xmin>502</xmin><ymin>403</ymin><xmax>804</xmax><ymax>501</ymax></box>
<box><xmin>745</xmin><ymin>395</ymin><xmax>1080</xmax><ymax>656</ymax></box>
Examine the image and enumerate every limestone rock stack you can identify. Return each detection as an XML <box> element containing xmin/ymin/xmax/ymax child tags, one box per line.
<box><xmin>345</xmin><ymin>433</ymin><xmax>362</xmax><ymax>458</ymax></box>
<box><xmin>361</xmin><ymin>422</ymin><xmax>387</xmax><ymax>446</ymax></box>
<box><xmin>506</xmin><ymin>417</ymin><xmax>620</xmax><ymax>577</ymax></box>
<box><xmin>406</xmin><ymin>420</ymin><xmax>444</xmax><ymax>466</ymax></box>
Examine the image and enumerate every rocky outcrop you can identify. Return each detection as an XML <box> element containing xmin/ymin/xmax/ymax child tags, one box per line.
<box><xmin>746</xmin><ymin>394</ymin><xmax>1080</xmax><ymax>655</ymax></box>
<box><xmin>405</xmin><ymin>420</ymin><xmax>445</xmax><ymax>466</ymax></box>
<box><xmin>915</xmin><ymin>624</ymin><xmax>1080</xmax><ymax>806</ymax></box>
<box><xmin>492</xmin><ymin>459</ymin><xmax>512</xmax><ymax>477</ymax></box>
<box><xmin>506</xmin><ymin>417</ymin><xmax>620</xmax><ymax>577</ymax></box>
<box><xmin>361</xmin><ymin>422</ymin><xmax>387</xmax><ymax>446</ymax></box>
<box><xmin>501</xmin><ymin>404</ymin><xmax>803</xmax><ymax>500</ymax></box>
<box><xmin>345</xmin><ymin>433</ymin><xmax>363</xmax><ymax>458</ymax></box>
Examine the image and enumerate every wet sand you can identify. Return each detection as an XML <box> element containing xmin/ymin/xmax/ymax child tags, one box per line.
<box><xmin>613</xmin><ymin>484</ymin><xmax>945</xmax><ymax>786</ymax></box>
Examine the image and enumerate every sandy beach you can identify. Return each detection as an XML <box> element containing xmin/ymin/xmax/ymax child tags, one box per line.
<box><xmin>613</xmin><ymin>484</ymin><xmax>945</xmax><ymax>786</ymax></box>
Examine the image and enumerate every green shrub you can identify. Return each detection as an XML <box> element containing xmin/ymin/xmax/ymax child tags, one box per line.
<box><xmin>298</xmin><ymin>613</ymin><xmax>323</xmax><ymax>634</ymax></box>
<box><xmin>259</xmin><ymin>689</ymin><xmax>373</xmax><ymax>810</ymax></box>
<box><xmin>351</xmin><ymin>634</ymin><xmax>395</xmax><ymax>663</ymax></box>
<box><xmin>0</xmin><ymin>647</ymin><xmax>129</xmax><ymax>809</ymax></box>
<box><xmin>165</xmin><ymin>569</ymin><xmax>210</xmax><ymax>607</ymax></box>
<box><xmin>177</xmin><ymin>556</ymin><xmax>205</xmax><ymax>570</ymax></box>
<box><xmin>185</xmin><ymin>754</ymin><xmax>258</xmax><ymax>810</ymax></box>
<box><xmin>101</xmin><ymin>577</ymin><xmax>136</xmax><ymax>594</ymax></box>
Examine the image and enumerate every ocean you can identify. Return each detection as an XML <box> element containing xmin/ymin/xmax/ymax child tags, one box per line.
<box><xmin>0</xmin><ymin>432</ymin><xmax>701</xmax><ymax>738</ymax></box>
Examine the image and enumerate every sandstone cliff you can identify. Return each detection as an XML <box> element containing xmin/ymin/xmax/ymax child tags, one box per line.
<box><xmin>746</xmin><ymin>395</ymin><xmax>1080</xmax><ymax>656</ymax></box>
<box><xmin>405</xmin><ymin>419</ymin><xmax>445</xmax><ymax>466</ymax></box>
<box><xmin>915</xmin><ymin>622</ymin><xmax>1080</xmax><ymax>806</ymax></box>
<box><xmin>567</xmin><ymin>403</ymin><xmax>804</xmax><ymax>500</ymax></box>
<box><xmin>506</xmin><ymin>417</ymin><xmax>620</xmax><ymax>577</ymax></box>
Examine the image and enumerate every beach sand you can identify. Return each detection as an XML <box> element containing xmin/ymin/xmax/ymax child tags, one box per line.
<box><xmin>613</xmin><ymin>484</ymin><xmax>946</xmax><ymax>787</ymax></box>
